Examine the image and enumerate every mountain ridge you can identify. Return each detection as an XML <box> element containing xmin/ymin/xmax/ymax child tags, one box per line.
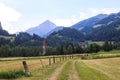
<box><xmin>71</xmin><ymin>14</ymin><xmax>108</xmax><ymax>34</ymax></box>
<box><xmin>47</xmin><ymin>28</ymin><xmax>85</xmax><ymax>46</ymax></box>
<box><xmin>86</xmin><ymin>12</ymin><xmax>120</xmax><ymax>41</ymax></box>
<box><xmin>45</xmin><ymin>26</ymin><xmax>64</xmax><ymax>37</ymax></box>
<box><xmin>26</xmin><ymin>20</ymin><xmax>57</xmax><ymax>37</ymax></box>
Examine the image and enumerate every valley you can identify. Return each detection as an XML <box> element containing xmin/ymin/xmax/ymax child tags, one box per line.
<box><xmin>0</xmin><ymin>3</ymin><xmax>120</xmax><ymax>80</ymax></box>
<box><xmin>0</xmin><ymin>50</ymin><xmax>119</xmax><ymax>80</ymax></box>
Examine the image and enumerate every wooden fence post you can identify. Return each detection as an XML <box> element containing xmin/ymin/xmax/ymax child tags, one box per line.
<box><xmin>59</xmin><ymin>56</ymin><xmax>61</xmax><ymax>62</ymax></box>
<box><xmin>53</xmin><ymin>56</ymin><xmax>55</xmax><ymax>64</ymax></box>
<box><xmin>65</xmin><ymin>56</ymin><xmax>66</xmax><ymax>60</ymax></box>
<box><xmin>49</xmin><ymin>57</ymin><xmax>51</xmax><ymax>65</ymax></box>
<box><xmin>22</xmin><ymin>60</ymin><xmax>30</xmax><ymax>76</ymax></box>
<box><xmin>72</xmin><ymin>55</ymin><xmax>73</xmax><ymax>58</ymax></box>
<box><xmin>69</xmin><ymin>55</ymin><xmax>71</xmax><ymax>59</ymax></box>
<box><xmin>62</xmin><ymin>56</ymin><xmax>64</xmax><ymax>61</ymax></box>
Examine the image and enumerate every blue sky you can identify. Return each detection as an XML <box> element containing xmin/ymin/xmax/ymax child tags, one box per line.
<box><xmin>0</xmin><ymin>0</ymin><xmax>120</xmax><ymax>33</ymax></box>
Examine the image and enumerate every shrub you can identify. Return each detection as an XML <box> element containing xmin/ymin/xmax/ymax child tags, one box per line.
<box><xmin>0</xmin><ymin>70</ymin><xmax>25</xmax><ymax>79</ymax></box>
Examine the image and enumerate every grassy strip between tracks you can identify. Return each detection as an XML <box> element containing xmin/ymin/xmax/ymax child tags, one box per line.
<box><xmin>57</xmin><ymin>61</ymin><xmax>72</xmax><ymax>80</ymax></box>
<box><xmin>75</xmin><ymin>61</ymin><xmax>111</xmax><ymax>80</ymax></box>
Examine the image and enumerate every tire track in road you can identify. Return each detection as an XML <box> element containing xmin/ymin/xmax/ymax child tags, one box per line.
<box><xmin>69</xmin><ymin>60</ymin><xmax>80</xmax><ymax>80</ymax></box>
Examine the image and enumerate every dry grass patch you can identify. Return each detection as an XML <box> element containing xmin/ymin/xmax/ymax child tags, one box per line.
<box><xmin>0</xmin><ymin>58</ymin><xmax>49</xmax><ymax>72</ymax></box>
<box><xmin>82</xmin><ymin>58</ymin><xmax>120</xmax><ymax>80</ymax></box>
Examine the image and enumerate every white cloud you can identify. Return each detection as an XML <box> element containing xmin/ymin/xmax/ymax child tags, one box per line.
<box><xmin>52</xmin><ymin>13</ymin><xmax>86</xmax><ymax>27</ymax></box>
<box><xmin>89</xmin><ymin>8</ymin><xmax>120</xmax><ymax>14</ymax></box>
<box><xmin>0</xmin><ymin>3</ymin><xmax>21</xmax><ymax>33</ymax></box>
<box><xmin>52</xmin><ymin>17</ymin><xmax>79</xmax><ymax>27</ymax></box>
<box><xmin>53</xmin><ymin>8</ymin><xmax>120</xmax><ymax>27</ymax></box>
<box><xmin>79</xmin><ymin>12</ymin><xmax>87</xmax><ymax>19</ymax></box>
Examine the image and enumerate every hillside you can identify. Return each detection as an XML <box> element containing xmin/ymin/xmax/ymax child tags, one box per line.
<box><xmin>71</xmin><ymin>14</ymin><xmax>108</xmax><ymax>34</ymax></box>
<box><xmin>14</xmin><ymin>32</ymin><xmax>42</xmax><ymax>46</ymax></box>
<box><xmin>45</xmin><ymin>26</ymin><xmax>64</xmax><ymax>37</ymax></box>
<box><xmin>0</xmin><ymin>22</ymin><xmax>9</xmax><ymax>36</ymax></box>
<box><xmin>47</xmin><ymin>28</ymin><xmax>85</xmax><ymax>46</ymax></box>
<box><xmin>86</xmin><ymin>12</ymin><xmax>120</xmax><ymax>41</ymax></box>
<box><xmin>0</xmin><ymin>22</ymin><xmax>3</xmax><ymax>30</ymax></box>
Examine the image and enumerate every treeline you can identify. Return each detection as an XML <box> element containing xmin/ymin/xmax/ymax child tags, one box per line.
<box><xmin>0</xmin><ymin>41</ymin><xmax>119</xmax><ymax>57</ymax></box>
<box><xmin>14</xmin><ymin>32</ymin><xmax>42</xmax><ymax>46</ymax></box>
<box><xmin>0</xmin><ymin>32</ymin><xmax>42</xmax><ymax>46</ymax></box>
<box><xmin>0</xmin><ymin>46</ymin><xmax>42</xmax><ymax>57</ymax></box>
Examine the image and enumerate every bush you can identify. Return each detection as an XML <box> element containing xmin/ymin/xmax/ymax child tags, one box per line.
<box><xmin>84</xmin><ymin>43</ymin><xmax>101</xmax><ymax>53</ymax></box>
<box><xmin>81</xmin><ymin>53</ymin><xmax>120</xmax><ymax>60</ymax></box>
<box><xmin>0</xmin><ymin>70</ymin><xmax>25</xmax><ymax>79</ymax></box>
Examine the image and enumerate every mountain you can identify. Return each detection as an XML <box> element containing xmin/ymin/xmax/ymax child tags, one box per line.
<box><xmin>0</xmin><ymin>22</ymin><xmax>3</xmax><ymax>30</ymax></box>
<box><xmin>26</xmin><ymin>20</ymin><xmax>57</xmax><ymax>37</ymax></box>
<box><xmin>71</xmin><ymin>14</ymin><xmax>108</xmax><ymax>34</ymax></box>
<box><xmin>71</xmin><ymin>12</ymin><xmax>120</xmax><ymax>41</ymax></box>
<box><xmin>86</xmin><ymin>12</ymin><xmax>120</xmax><ymax>41</ymax></box>
<box><xmin>93</xmin><ymin>12</ymin><xmax>120</xmax><ymax>26</ymax></box>
<box><xmin>14</xmin><ymin>32</ymin><xmax>42</xmax><ymax>46</ymax></box>
<box><xmin>45</xmin><ymin>26</ymin><xmax>64</xmax><ymax>37</ymax></box>
<box><xmin>47</xmin><ymin>28</ymin><xmax>85</xmax><ymax>46</ymax></box>
<box><xmin>0</xmin><ymin>21</ymin><xmax>9</xmax><ymax>36</ymax></box>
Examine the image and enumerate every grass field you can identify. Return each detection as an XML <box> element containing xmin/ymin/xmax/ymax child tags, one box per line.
<box><xmin>0</xmin><ymin>35</ymin><xmax>15</xmax><ymax>42</ymax></box>
<box><xmin>18</xmin><ymin>61</ymin><xmax>64</xmax><ymax>80</ymax></box>
<box><xmin>88</xmin><ymin>41</ymin><xmax>104</xmax><ymax>46</ymax></box>
<box><xmin>75</xmin><ymin>61</ymin><xmax>111</xmax><ymax>80</ymax></box>
<box><xmin>83</xmin><ymin>58</ymin><xmax>120</xmax><ymax>80</ymax></box>
<box><xmin>0</xmin><ymin>50</ymin><xmax>120</xmax><ymax>80</ymax></box>
<box><xmin>76</xmin><ymin>58</ymin><xmax>120</xmax><ymax>80</ymax></box>
<box><xmin>0</xmin><ymin>58</ymin><xmax>49</xmax><ymax>72</ymax></box>
<box><xmin>0</xmin><ymin>56</ymin><xmax>71</xmax><ymax>79</ymax></box>
<box><xmin>81</xmin><ymin>50</ymin><xmax>120</xmax><ymax>59</ymax></box>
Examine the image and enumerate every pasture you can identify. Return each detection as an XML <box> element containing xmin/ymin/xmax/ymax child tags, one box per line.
<box><xmin>0</xmin><ymin>50</ymin><xmax>120</xmax><ymax>80</ymax></box>
<box><xmin>0</xmin><ymin>35</ymin><xmax>15</xmax><ymax>42</ymax></box>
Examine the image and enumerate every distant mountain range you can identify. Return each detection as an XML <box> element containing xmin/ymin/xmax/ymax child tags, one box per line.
<box><xmin>86</xmin><ymin>12</ymin><xmax>120</xmax><ymax>41</ymax></box>
<box><xmin>71</xmin><ymin>14</ymin><xmax>108</xmax><ymax>34</ymax></box>
<box><xmin>70</xmin><ymin>12</ymin><xmax>120</xmax><ymax>41</ymax></box>
<box><xmin>25</xmin><ymin>14</ymin><xmax>109</xmax><ymax>37</ymax></box>
<box><xmin>47</xmin><ymin>12</ymin><xmax>120</xmax><ymax>44</ymax></box>
<box><xmin>26</xmin><ymin>20</ymin><xmax>62</xmax><ymax>37</ymax></box>
<box><xmin>1</xmin><ymin>12</ymin><xmax>120</xmax><ymax>45</ymax></box>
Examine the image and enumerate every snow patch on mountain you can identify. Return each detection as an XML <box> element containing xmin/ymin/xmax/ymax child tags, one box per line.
<box><xmin>93</xmin><ymin>24</ymin><xmax>102</xmax><ymax>28</ymax></box>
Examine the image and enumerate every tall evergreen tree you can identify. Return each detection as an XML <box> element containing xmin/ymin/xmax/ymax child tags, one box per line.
<box><xmin>102</xmin><ymin>41</ymin><xmax>113</xmax><ymax>51</ymax></box>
